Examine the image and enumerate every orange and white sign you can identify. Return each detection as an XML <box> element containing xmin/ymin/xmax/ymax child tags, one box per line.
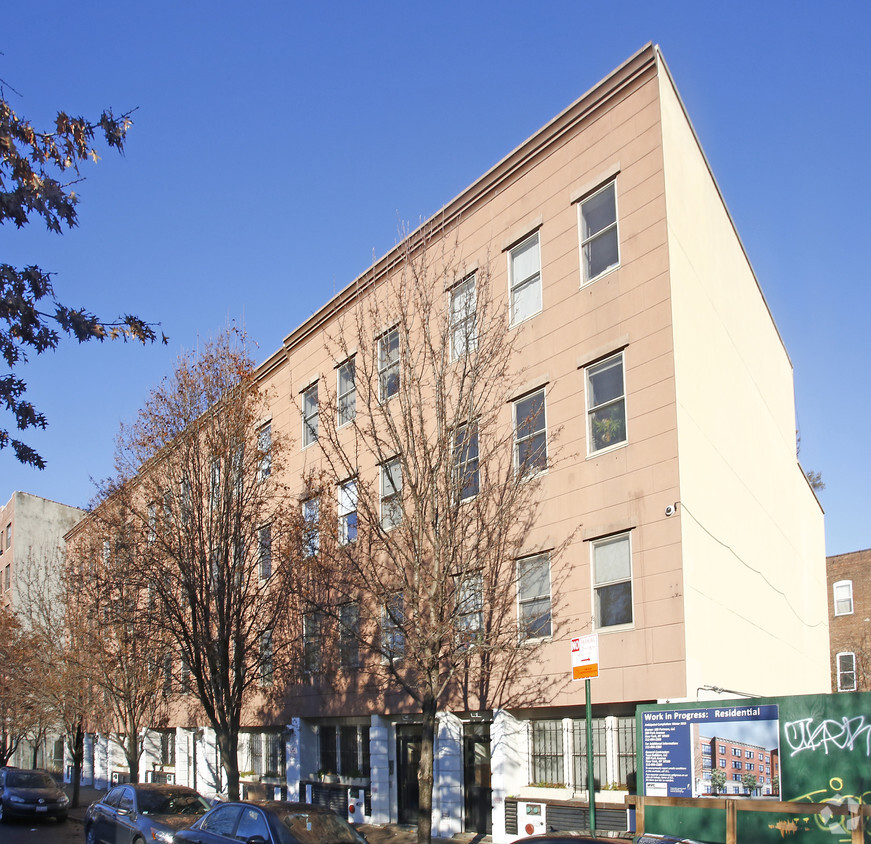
<box><xmin>571</xmin><ymin>633</ymin><xmax>599</xmax><ymax>680</ymax></box>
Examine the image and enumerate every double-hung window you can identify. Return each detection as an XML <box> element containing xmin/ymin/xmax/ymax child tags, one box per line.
<box><xmin>209</xmin><ymin>459</ymin><xmax>221</xmax><ymax>511</ymax></box>
<box><xmin>258</xmin><ymin>524</ymin><xmax>272</xmax><ymax>579</ymax></box>
<box><xmin>517</xmin><ymin>554</ymin><xmax>552</xmax><ymax>641</ymax></box>
<box><xmin>513</xmin><ymin>389</ymin><xmax>547</xmax><ymax>475</ymax></box>
<box><xmin>579</xmin><ymin>181</ymin><xmax>619</xmax><ymax>283</ymax></box>
<box><xmin>337</xmin><ymin>359</ymin><xmax>356</xmax><ymax>426</ymax></box>
<box><xmin>586</xmin><ymin>352</ymin><xmax>627</xmax><ymax>453</ymax></box>
<box><xmin>450</xmin><ymin>275</ymin><xmax>477</xmax><ymax>360</ymax></box>
<box><xmin>303</xmin><ymin>611</ymin><xmax>323</xmax><ymax>674</ymax></box>
<box><xmin>302</xmin><ymin>498</ymin><xmax>320</xmax><ymax>557</ymax></box>
<box><xmin>456</xmin><ymin>572</ymin><xmax>483</xmax><ymax>646</ymax></box>
<box><xmin>592</xmin><ymin>532</ymin><xmax>633</xmax><ymax>628</ymax></box>
<box><xmin>452</xmin><ymin>422</ymin><xmax>479</xmax><ymax>500</ymax></box>
<box><xmin>260</xmin><ymin>630</ymin><xmax>273</xmax><ymax>685</ymax></box>
<box><xmin>382</xmin><ymin>592</ymin><xmax>405</xmax><ymax>660</ymax></box>
<box><xmin>378</xmin><ymin>328</ymin><xmax>400</xmax><ymax>401</ymax></box>
<box><xmin>380</xmin><ymin>459</ymin><xmax>403</xmax><ymax>530</ymax></box>
<box><xmin>302</xmin><ymin>384</ymin><xmax>319</xmax><ymax>447</ymax></box>
<box><xmin>339</xmin><ymin>603</ymin><xmax>360</xmax><ymax>669</ymax></box>
<box><xmin>833</xmin><ymin>580</ymin><xmax>854</xmax><ymax>615</ymax></box>
<box><xmin>338</xmin><ymin>479</ymin><xmax>358</xmax><ymax>545</ymax></box>
<box><xmin>257</xmin><ymin>423</ymin><xmax>272</xmax><ymax>480</ymax></box>
<box><xmin>509</xmin><ymin>233</ymin><xmax>542</xmax><ymax>326</ymax></box>
<box><xmin>837</xmin><ymin>652</ymin><xmax>857</xmax><ymax>692</ymax></box>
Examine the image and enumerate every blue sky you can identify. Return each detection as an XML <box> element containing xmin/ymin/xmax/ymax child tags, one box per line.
<box><xmin>2</xmin><ymin>1</ymin><xmax>869</xmax><ymax>555</ymax></box>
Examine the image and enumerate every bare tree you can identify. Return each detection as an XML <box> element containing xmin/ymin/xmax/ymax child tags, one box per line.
<box><xmin>110</xmin><ymin>328</ymin><xmax>303</xmax><ymax>800</ymax></box>
<box><xmin>0</xmin><ymin>608</ymin><xmax>40</xmax><ymax>766</ymax></box>
<box><xmin>299</xmin><ymin>225</ymin><xmax>567</xmax><ymax>844</ymax></box>
<box><xmin>66</xmin><ymin>486</ymin><xmax>172</xmax><ymax>783</ymax></box>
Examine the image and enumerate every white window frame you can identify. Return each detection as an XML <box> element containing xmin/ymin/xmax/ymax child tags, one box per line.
<box><xmin>508</xmin><ymin>232</ymin><xmax>542</xmax><ymax>327</ymax></box>
<box><xmin>513</xmin><ymin>388</ymin><xmax>548</xmax><ymax>476</ymax></box>
<box><xmin>579</xmin><ymin>181</ymin><xmax>620</xmax><ymax>284</ymax></box>
<box><xmin>591</xmin><ymin>532</ymin><xmax>633</xmax><ymax>630</ymax></box>
<box><xmin>258</xmin><ymin>524</ymin><xmax>272</xmax><ymax>580</ymax></box>
<box><xmin>450</xmin><ymin>274</ymin><xmax>477</xmax><ymax>360</ymax></box>
<box><xmin>380</xmin><ymin>458</ymin><xmax>403</xmax><ymax>531</ymax></box>
<box><xmin>378</xmin><ymin>327</ymin><xmax>400</xmax><ymax>402</ymax></box>
<box><xmin>456</xmin><ymin>572</ymin><xmax>483</xmax><ymax>646</ymax></box>
<box><xmin>337</xmin><ymin>358</ymin><xmax>356</xmax><ymax>427</ymax></box>
<box><xmin>257</xmin><ymin>423</ymin><xmax>272</xmax><ymax>481</ymax></box>
<box><xmin>381</xmin><ymin>592</ymin><xmax>405</xmax><ymax>661</ymax></box>
<box><xmin>302</xmin><ymin>384</ymin><xmax>319</xmax><ymax>448</ymax></box>
<box><xmin>517</xmin><ymin>553</ymin><xmax>552</xmax><ymax>642</ymax></box>
<box><xmin>338</xmin><ymin>479</ymin><xmax>358</xmax><ymax>545</ymax></box>
<box><xmin>837</xmin><ymin>651</ymin><xmax>857</xmax><ymax>692</ymax></box>
<box><xmin>302</xmin><ymin>498</ymin><xmax>319</xmax><ymax>557</ymax></box>
<box><xmin>833</xmin><ymin>580</ymin><xmax>854</xmax><ymax>616</ymax></box>
<box><xmin>586</xmin><ymin>352</ymin><xmax>627</xmax><ymax>455</ymax></box>
<box><xmin>452</xmin><ymin>421</ymin><xmax>479</xmax><ymax>501</ymax></box>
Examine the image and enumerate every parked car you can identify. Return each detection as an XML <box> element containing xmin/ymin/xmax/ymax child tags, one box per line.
<box><xmin>511</xmin><ymin>835</ymin><xmax>704</xmax><ymax>843</ymax></box>
<box><xmin>0</xmin><ymin>767</ymin><xmax>69</xmax><ymax>823</ymax></box>
<box><xmin>173</xmin><ymin>800</ymin><xmax>369</xmax><ymax>844</ymax></box>
<box><xmin>84</xmin><ymin>782</ymin><xmax>210</xmax><ymax>844</ymax></box>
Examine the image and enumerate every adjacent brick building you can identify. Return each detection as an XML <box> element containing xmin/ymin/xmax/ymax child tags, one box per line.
<box><xmin>826</xmin><ymin>548</ymin><xmax>871</xmax><ymax>692</ymax></box>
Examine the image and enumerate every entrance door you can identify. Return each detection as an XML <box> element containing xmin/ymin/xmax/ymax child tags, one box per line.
<box><xmin>396</xmin><ymin>726</ymin><xmax>421</xmax><ymax>825</ymax></box>
<box><xmin>463</xmin><ymin>724</ymin><xmax>492</xmax><ymax>834</ymax></box>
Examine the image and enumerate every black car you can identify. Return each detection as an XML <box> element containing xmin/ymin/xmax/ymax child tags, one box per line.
<box><xmin>0</xmin><ymin>767</ymin><xmax>69</xmax><ymax>823</ymax></box>
<box><xmin>173</xmin><ymin>801</ymin><xmax>368</xmax><ymax>844</ymax></box>
<box><xmin>84</xmin><ymin>782</ymin><xmax>210</xmax><ymax>844</ymax></box>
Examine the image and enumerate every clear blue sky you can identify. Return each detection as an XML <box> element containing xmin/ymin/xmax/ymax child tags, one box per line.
<box><xmin>2</xmin><ymin>1</ymin><xmax>868</xmax><ymax>556</ymax></box>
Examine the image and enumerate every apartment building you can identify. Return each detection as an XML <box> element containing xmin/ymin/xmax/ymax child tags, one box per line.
<box><xmin>77</xmin><ymin>44</ymin><xmax>827</xmax><ymax>840</ymax></box>
<box><xmin>826</xmin><ymin>548</ymin><xmax>871</xmax><ymax>693</ymax></box>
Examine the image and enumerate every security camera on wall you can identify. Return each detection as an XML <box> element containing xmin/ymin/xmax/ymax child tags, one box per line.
<box><xmin>665</xmin><ymin>504</ymin><xmax>677</xmax><ymax>517</ymax></box>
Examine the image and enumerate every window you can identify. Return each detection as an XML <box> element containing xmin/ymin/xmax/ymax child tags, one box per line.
<box><xmin>258</xmin><ymin>525</ymin><xmax>272</xmax><ymax>579</ymax></box>
<box><xmin>260</xmin><ymin>629</ymin><xmax>273</xmax><ymax>685</ymax></box>
<box><xmin>531</xmin><ymin>720</ymin><xmax>563</xmax><ymax>785</ymax></box>
<box><xmin>257</xmin><ymin>423</ymin><xmax>272</xmax><ymax>480</ymax></box>
<box><xmin>160</xmin><ymin>731</ymin><xmax>176</xmax><ymax>767</ymax></box>
<box><xmin>378</xmin><ymin>327</ymin><xmax>400</xmax><ymax>401</ymax></box>
<box><xmin>745</xmin><ymin>750</ymin><xmax>752</xmax><ymax>758</ymax></box>
<box><xmin>453</xmin><ymin>422</ymin><xmax>479</xmax><ymax>500</ymax></box>
<box><xmin>180</xmin><ymin>655</ymin><xmax>191</xmax><ymax>695</ymax></box>
<box><xmin>509</xmin><ymin>233</ymin><xmax>542</xmax><ymax>326</ymax></box>
<box><xmin>265</xmin><ymin>733</ymin><xmax>285</xmax><ymax>776</ymax></box>
<box><xmin>517</xmin><ymin>554</ymin><xmax>552</xmax><ymax>640</ymax></box>
<box><xmin>303</xmin><ymin>498</ymin><xmax>320</xmax><ymax>557</ymax></box>
<box><xmin>338</xmin><ymin>480</ymin><xmax>358</xmax><ymax>545</ymax></box>
<box><xmin>303</xmin><ymin>611</ymin><xmax>323</xmax><ymax>674</ymax></box>
<box><xmin>719</xmin><ymin>759</ymin><xmax>726</xmax><ymax>768</ymax></box>
<box><xmin>592</xmin><ymin>533</ymin><xmax>633</xmax><ymax>628</ymax></box>
<box><xmin>380</xmin><ymin>459</ymin><xmax>403</xmax><ymax>530</ymax></box>
<box><xmin>339</xmin><ymin>603</ymin><xmax>360</xmax><ymax>669</ymax></box>
<box><xmin>302</xmin><ymin>384</ymin><xmax>319</xmax><ymax>447</ymax></box>
<box><xmin>236</xmin><ymin>807</ymin><xmax>270</xmax><ymax>841</ymax></box>
<box><xmin>147</xmin><ymin>503</ymin><xmax>157</xmax><ymax>544</ymax></box>
<box><xmin>456</xmin><ymin>572</ymin><xmax>483</xmax><ymax>645</ymax></box>
<box><xmin>579</xmin><ymin>181</ymin><xmax>619</xmax><ymax>283</ymax></box>
<box><xmin>450</xmin><ymin>275</ymin><xmax>477</xmax><ymax>360</ymax></box>
<box><xmin>209</xmin><ymin>459</ymin><xmax>221</xmax><ymax>510</ymax></box>
<box><xmin>319</xmin><ymin>725</ymin><xmax>337</xmax><ymax>774</ymax></box>
<box><xmin>586</xmin><ymin>352</ymin><xmax>627</xmax><ymax>453</ymax></box>
<box><xmin>163</xmin><ymin>653</ymin><xmax>173</xmax><ymax>695</ymax></box>
<box><xmin>834</xmin><ymin>580</ymin><xmax>854</xmax><ymax>616</ymax></box>
<box><xmin>5</xmin><ymin>523</ymin><xmax>11</xmax><ymax>549</ymax></box>
<box><xmin>732</xmin><ymin>748</ymin><xmax>741</xmax><ymax>757</ymax></box>
<box><xmin>702</xmin><ymin>745</ymin><xmax>712</xmax><ymax>755</ymax></box>
<box><xmin>513</xmin><ymin>389</ymin><xmax>547</xmax><ymax>475</ymax></box>
<box><xmin>382</xmin><ymin>592</ymin><xmax>405</xmax><ymax>660</ymax></box>
<box><xmin>837</xmin><ymin>652</ymin><xmax>857</xmax><ymax>692</ymax></box>
<box><xmin>179</xmin><ymin>475</ymin><xmax>191</xmax><ymax>526</ymax></box>
<box><xmin>3</xmin><ymin>565</ymin><xmax>9</xmax><ymax>592</ymax></box>
<box><xmin>719</xmin><ymin>746</ymin><xmax>726</xmax><ymax>754</ymax></box>
<box><xmin>337</xmin><ymin>359</ymin><xmax>356</xmax><ymax>426</ymax></box>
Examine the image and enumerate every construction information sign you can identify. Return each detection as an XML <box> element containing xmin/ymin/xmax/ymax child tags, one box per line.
<box><xmin>571</xmin><ymin>633</ymin><xmax>599</xmax><ymax>680</ymax></box>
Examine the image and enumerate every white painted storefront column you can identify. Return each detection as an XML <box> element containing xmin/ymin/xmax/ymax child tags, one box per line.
<box><xmin>491</xmin><ymin>710</ymin><xmax>527</xmax><ymax>844</ymax></box>
<box><xmin>285</xmin><ymin>718</ymin><xmax>301</xmax><ymax>801</ymax></box>
<box><xmin>369</xmin><ymin>715</ymin><xmax>391</xmax><ymax>824</ymax></box>
<box><xmin>434</xmin><ymin>712</ymin><xmax>463</xmax><ymax>838</ymax></box>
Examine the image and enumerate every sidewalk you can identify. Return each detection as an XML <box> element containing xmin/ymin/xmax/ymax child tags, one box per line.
<box><xmin>64</xmin><ymin>784</ymin><xmax>483</xmax><ymax>844</ymax></box>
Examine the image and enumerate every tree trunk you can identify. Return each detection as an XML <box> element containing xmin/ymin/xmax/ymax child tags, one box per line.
<box><xmin>216</xmin><ymin>728</ymin><xmax>240</xmax><ymax>801</ymax></box>
<box><xmin>70</xmin><ymin>723</ymin><xmax>84</xmax><ymax>808</ymax></box>
<box><xmin>126</xmin><ymin>733</ymin><xmax>140</xmax><ymax>783</ymax></box>
<box><xmin>417</xmin><ymin>695</ymin><xmax>437</xmax><ymax>844</ymax></box>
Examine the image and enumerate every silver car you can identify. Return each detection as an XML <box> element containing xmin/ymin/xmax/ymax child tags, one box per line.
<box><xmin>84</xmin><ymin>782</ymin><xmax>210</xmax><ymax>844</ymax></box>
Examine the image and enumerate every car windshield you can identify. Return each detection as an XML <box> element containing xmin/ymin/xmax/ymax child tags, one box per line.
<box><xmin>138</xmin><ymin>790</ymin><xmax>210</xmax><ymax>816</ymax></box>
<box><xmin>7</xmin><ymin>772</ymin><xmax>56</xmax><ymax>789</ymax></box>
<box><xmin>277</xmin><ymin>809</ymin><xmax>362</xmax><ymax>844</ymax></box>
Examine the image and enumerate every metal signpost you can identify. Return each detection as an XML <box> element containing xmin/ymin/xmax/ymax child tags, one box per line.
<box><xmin>571</xmin><ymin>633</ymin><xmax>599</xmax><ymax>833</ymax></box>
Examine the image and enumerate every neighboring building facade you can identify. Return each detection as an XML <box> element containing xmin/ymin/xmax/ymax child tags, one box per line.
<box><xmin>1</xmin><ymin>490</ymin><xmax>84</xmax><ymax>771</ymax></box>
<box><xmin>826</xmin><ymin>548</ymin><xmax>871</xmax><ymax>693</ymax></box>
<box><xmin>75</xmin><ymin>44</ymin><xmax>828</xmax><ymax>841</ymax></box>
